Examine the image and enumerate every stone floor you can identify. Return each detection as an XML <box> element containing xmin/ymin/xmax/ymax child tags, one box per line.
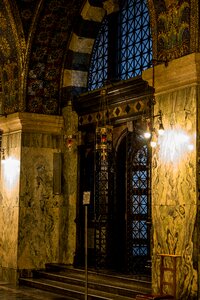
<box><xmin>0</xmin><ymin>282</ymin><xmax>74</xmax><ymax>299</ymax></box>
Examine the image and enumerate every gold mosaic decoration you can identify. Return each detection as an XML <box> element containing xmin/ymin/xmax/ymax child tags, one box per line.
<box><xmin>0</xmin><ymin>37</ymin><xmax>11</xmax><ymax>58</ymax></box>
<box><xmin>157</xmin><ymin>1</ymin><xmax>190</xmax><ymax>60</ymax></box>
<box><xmin>0</xmin><ymin>11</ymin><xmax>7</xmax><ymax>29</ymax></box>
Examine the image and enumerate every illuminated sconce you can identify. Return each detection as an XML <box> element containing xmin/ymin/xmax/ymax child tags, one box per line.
<box><xmin>150</xmin><ymin>129</ymin><xmax>157</xmax><ymax>148</ymax></box>
<box><xmin>65</xmin><ymin>134</ymin><xmax>76</xmax><ymax>150</ymax></box>
<box><xmin>1</xmin><ymin>148</ymin><xmax>5</xmax><ymax>160</ymax></box>
<box><xmin>65</xmin><ymin>132</ymin><xmax>81</xmax><ymax>151</ymax></box>
<box><xmin>2</xmin><ymin>157</ymin><xmax>20</xmax><ymax>189</ymax></box>
<box><xmin>143</xmin><ymin>58</ymin><xmax>167</xmax><ymax>147</ymax></box>
<box><xmin>144</xmin><ymin>119</ymin><xmax>151</xmax><ymax>139</ymax></box>
<box><xmin>143</xmin><ymin>110</ymin><xmax>164</xmax><ymax>148</ymax></box>
<box><xmin>158</xmin><ymin>110</ymin><xmax>165</xmax><ymax>136</ymax></box>
<box><xmin>0</xmin><ymin>129</ymin><xmax>5</xmax><ymax>160</ymax></box>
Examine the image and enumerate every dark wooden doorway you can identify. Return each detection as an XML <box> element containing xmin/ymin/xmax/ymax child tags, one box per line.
<box><xmin>113</xmin><ymin>130</ymin><xmax>151</xmax><ymax>274</ymax></box>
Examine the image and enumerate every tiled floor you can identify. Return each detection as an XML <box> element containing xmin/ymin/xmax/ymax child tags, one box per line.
<box><xmin>0</xmin><ymin>282</ymin><xmax>74</xmax><ymax>299</ymax></box>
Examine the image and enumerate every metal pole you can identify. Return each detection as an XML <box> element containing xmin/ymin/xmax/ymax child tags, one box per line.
<box><xmin>85</xmin><ymin>204</ymin><xmax>88</xmax><ymax>300</ymax></box>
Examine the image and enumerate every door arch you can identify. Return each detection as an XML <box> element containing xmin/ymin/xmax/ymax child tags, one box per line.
<box><xmin>114</xmin><ymin>128</ymin><xmax>152</xmax><ymax>275</ymax></box>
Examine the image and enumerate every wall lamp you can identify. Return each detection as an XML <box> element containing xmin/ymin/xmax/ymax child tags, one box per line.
<box><xmin>65</xmin><ymin>134</ymin><xmax>77</xmax><ymax>150</ymax></box>
<box><xmin>143</xmin><ymin>58</ymin><xmax>168</xmax><ymax>148</ymax></box>
<box><xmin>0</xmin><ymin>129</ymin><xmax>5</xmax><ymax>160</ymax></box>
<box><xmin>64</xmin><ymin>132</ymin><xmax>82</xmax><ymax>150</ymax></box>
<box><xmin>144</xmin><ymin>110</ymin><xmax>165</xmax><ymax>148</ymax></box>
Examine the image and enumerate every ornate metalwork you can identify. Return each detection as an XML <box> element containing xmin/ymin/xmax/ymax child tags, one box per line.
<box><xmin>88</xmin><ymin>18</ymin><xmax>109</xmax><ymax>91</ymax></box>
<box><xmin>94</xmin><ymin>142</ymin><xmax>114</xmax><ymax>268</ymax></box>
<box><xmin>118</xmin><ymin>0</ymin><xmax>152</xmax><ymax>80</ymax></box>
<box><xmin>88</xmin><ymin>0</ymin><xmax>152</xmax><ymax>91</ymax></box>
<box><xmin>126</xmin><ymin>132</ymin><xmax>151</xmax><ymax>274</ymax></box>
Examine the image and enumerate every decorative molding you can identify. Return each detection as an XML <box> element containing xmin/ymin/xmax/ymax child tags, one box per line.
<box><xmin>142</xmin><ymin>53</ymin><xmax>200</xmax><ymax>94</ymax></box>
<box><xmin>0</xmin><ymin>112</ymin><xmax>64</xmax><ymax>134</ymax></box>
<box><xmin>75</xmin><ymin>77</ymin><xmax>153</xmax><ymax>126</ymax></box>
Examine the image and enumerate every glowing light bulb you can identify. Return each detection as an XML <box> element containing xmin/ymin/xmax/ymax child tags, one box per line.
<box><xmin>150</xmin><ymin>131</ymin><xmax>157</xmax><ymax>148</ymax></box>
<box><xmin>188</xmin><ymin>144</ymin><xmax>194</xmax><ymax>151</ymax></box>
<box><xmin>158</xmin><ymin>123</ymin><xmax>165</xmax><ymax>136</ymax></box>
<box><xmin>144</xmin><ymin>131</ymin><xmax>151</xmax><ymax>139</ymax></box>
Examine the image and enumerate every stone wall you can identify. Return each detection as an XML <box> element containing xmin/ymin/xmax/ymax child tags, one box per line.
<box><xmin>143</xmin><ymin>53</ymin><xmax>198</xmax><ymax>299</ymax></box>
<box><xmin>0</xmin><ymin>131</ymin><xmax>20</xmax><ymax>282</ymax></box>
<box><xmin>0</xmin><ymin>113</ymin><xmax>65</xmax><ymax>282</ymax></box>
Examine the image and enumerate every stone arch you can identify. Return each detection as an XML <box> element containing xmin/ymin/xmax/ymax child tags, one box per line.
<box><xmin>25</xmin><ymin>0</ymin><xmax>83</xmax><ymax>115</ymax></box>
<box><xmin>63</xmin><ymin>0</ymin><xmax>159</xmax><ymax>99</ymax></box>
<box><xmin>62</xmin><ymin>0</ymin><xmax>106</xmax><ymax>101</ymax></box>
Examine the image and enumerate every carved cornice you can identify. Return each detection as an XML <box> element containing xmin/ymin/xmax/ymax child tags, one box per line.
<box><xmin>74</xmin><ymin>77</ymin><xmax>154</xmax><ymax>126</ymax></box>
<box><xmin>142</xmin><ymin>53</ymin><xmax>200</xmax><ymax>94</ymax></box>
<box><xmin>0</xmin><ymin>112</ymin><xmax>64</xmax><ymax>134</ymax></box>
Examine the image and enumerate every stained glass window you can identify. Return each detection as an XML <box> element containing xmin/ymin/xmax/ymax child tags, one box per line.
<box><xmin>88</xmin><ymin>0</ymin><xmax>152</xmax><ymax>90</ymax></box>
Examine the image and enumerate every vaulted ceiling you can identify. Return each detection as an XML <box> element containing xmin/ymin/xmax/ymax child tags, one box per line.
<box><xmin>0</xmin><ymin>0</ymin><xmax>197</xmax><ymax>115</ymax></box>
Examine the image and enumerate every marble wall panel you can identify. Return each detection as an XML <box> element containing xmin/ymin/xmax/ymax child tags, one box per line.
<box><xmin>152</xmin><ymin>86</ymin><xmax>197</xmax><ymax>298</ymax></box>
<box><xmin>0</xmin><ymin>132</ymin><xmax>21</xmax><ymax>281</ymax></box>
<box><xmin>19</xmin><ymin>145</ymin><xmax>63</xmax><ymax>270</ymax></box>
<box><xmin>60</xmin><ymin>105</ymin><xmax>78</xmax><ymax>264</ymax></box>
<box><xmin>0</xmin><ymin>207</ymin><xmax>19</xmax><ymax>267</ymax></box>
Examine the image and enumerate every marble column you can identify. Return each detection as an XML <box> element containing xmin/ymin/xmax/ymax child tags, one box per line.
<box><xmin>143</xmin><ymin>53</ymin><xmax>199</xmax><ymax>299</ymax></box>
<box><xmin>0</xmin><ymin>112</ymin><xmax>64</xmax><ymax>282</ymax></box>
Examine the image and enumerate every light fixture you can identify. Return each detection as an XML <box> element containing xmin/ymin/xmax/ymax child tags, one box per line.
<box><xmin>65</xmin><ymin>133</ymin><xmax>80</xmax><ymax>151</ymax></box>
<box><xmin>143</xmin><ymin>59</ymin><xmax>167</xmax><ymax>147</ymax></box>
<box><xmin>150</xmin><ymin>129</ymin><xmax>157</xmax><ymax>148</ymax></box>
<box><xmin>1</xmin><ymin>148</ymin><xmax>5</xmax><ymax>160</ymax></box>
<box><xmin>143</xmin><ymin>111</ymin><xmax>164</xmax><ymax>147</ymax></box>
<box><xmin>158</xmin><ymin>122</ymin><xmax>165</xmax><ymax>135</ymax></box>
<box><xmin>95</xmin><ymin>87</ymin><xmax>113</xmax><ymax>160</ymax></box>
<box><xmin>0</xmin><ymin>129</ymin><xmax>5</xmax><ymax>160</ymax></box>
<box><xmin>66</xmin><ymin>134</ymin><xmax>75</xmax><ymax>150</ymax></box>
<box><xmin>144</xmin><ymin>119</ymin><xmax>151</xmax><ymax>139</ymax></box>
<box><xmin>158</xmin><ymin>110</ymin><xmax>165</xmax><ymax>136</ymax></box>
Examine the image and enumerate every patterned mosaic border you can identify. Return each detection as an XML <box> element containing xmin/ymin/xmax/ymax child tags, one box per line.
<box><xmin>79</xmin><ymin>97</ymin><xmax>150</xmax><ymax>126</ymax></box>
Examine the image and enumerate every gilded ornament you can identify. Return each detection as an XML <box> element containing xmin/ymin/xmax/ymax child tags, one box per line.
<box><xmin>157</xmin><ymin>1</ymin><xmax>189</xmax><ymax>60</ymax></box>
<box><xmin>0</xmin><ymin>37</ymin><xmax>11</xmax><ymax>58</ymax></box>
<box><xmin>0</xmin><ymin>12</ymin><xmax>7</xmax><ymax>29</ymax></box>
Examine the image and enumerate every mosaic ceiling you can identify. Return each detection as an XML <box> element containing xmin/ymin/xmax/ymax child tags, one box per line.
<box><xmin>0</xmin><ymin>0</ymin><xmax>196</xmax><ymax>116</ymax></box>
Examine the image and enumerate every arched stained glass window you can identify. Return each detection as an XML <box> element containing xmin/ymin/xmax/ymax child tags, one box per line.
<box><xmin>88</xmin><ymin>0</ymin><xmax>152</xmax><ymax>91</ymax></box>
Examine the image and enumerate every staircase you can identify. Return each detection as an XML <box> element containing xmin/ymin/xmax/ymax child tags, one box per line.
<box><xmin>19</xmin><ymin>264</ymin><xmax>152</xmax><ymax>300</ymax></box>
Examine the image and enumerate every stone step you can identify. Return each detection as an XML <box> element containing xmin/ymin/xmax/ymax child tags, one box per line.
<box><xmin>45</xmin><ymin>263</ymin><xmax>151</xmax><ymax>291</ymax></box>
<box><xmin>19</xmin><ymin>264</ymin><xmax>152</xmax><ymax>300</ymax></box>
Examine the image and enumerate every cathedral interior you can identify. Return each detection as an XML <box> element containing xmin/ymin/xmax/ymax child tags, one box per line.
<box><xmin>0</xmin><ymin>0</ymin><xmax>199</xmax><ymax>299</ymax></box>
